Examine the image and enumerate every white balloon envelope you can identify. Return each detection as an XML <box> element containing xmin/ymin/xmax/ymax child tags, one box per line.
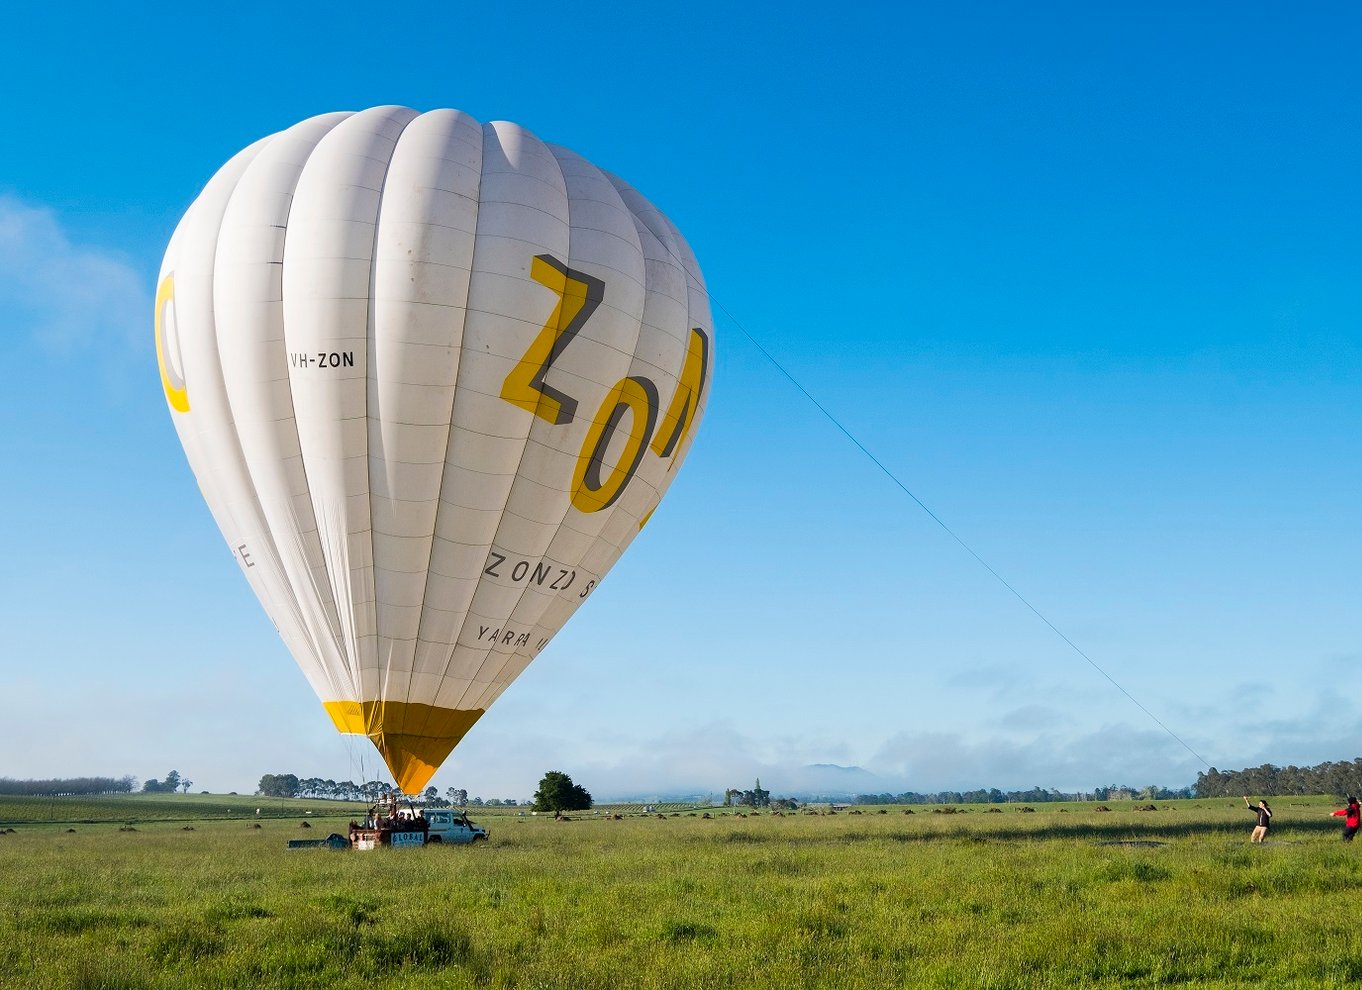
<box><xmin>156</xmin><ymin>107</ymin><xmax>713</xmax><ymax>793</ymax></box>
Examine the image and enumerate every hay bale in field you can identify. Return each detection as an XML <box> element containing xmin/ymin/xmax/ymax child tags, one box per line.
<box><xmin>878</xmin><ymin>809</ymin><xmax>888</xmax><ymax>814</ymax></box>
<box><xmin>702</xmin><ymin>813</ymin><xmax>712</xmax><ymax>820</ymax></box>
<box><xmin>1135</xmin><ymin>803</ymin><xmax>1158</xmax><ymax>812</ymax></box>
<box><xmin>902</xmin><ymin>809</ymin><xmax>914</xmax><ymax>815</ymax></box>
<box><xmin>299</xmin><ymin>821</ymin><xmax>312</xmax><ymax>829</ymax></box>
<box><xmin>987</xmin><ymin>808</ymin><xmax>1002</xmax><ymax>813</ymax></box>
<box><xmin>1094</xmin><ymin>806</ymin><xmax>1111</xmax><ymax>813</ymax></box>
<box><xmin>1017</xmin><ymin>807</ymin><xmax>1036</xmax><ymax>813</ymax></box>
<box><xmin>66</xmin><ymin>828</ymin><xmax>76</xmax><ymax>833</ymax></box>
<box><xmin>118</xmin><ymin>826</ymin><xmax>137</xmax><ymax>832</ymax></box>
<box><xmin>181</xmin><ymin>826</ymin><xmax>194</xmax><ymax>831</ymax></box>
<box><xmin>251</xmin><ymin>823</ymin><xmax>262</xmax><ymax>829</ymax></box>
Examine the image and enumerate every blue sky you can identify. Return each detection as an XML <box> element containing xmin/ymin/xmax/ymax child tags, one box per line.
<box><xmin>2</xmin><ymin>2</ymin><xmax>1358</xmax><ymax>800</ymax></box>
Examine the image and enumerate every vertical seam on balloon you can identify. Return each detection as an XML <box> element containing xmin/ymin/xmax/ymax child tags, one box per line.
<box><xmin>278</xmin><ymin>113</ymin><xmax>378</xmax><ymax>706</ymax></box>
<box><xmin>523</xmin><ymin>196</ymin><xmax>673</xmax><ymax>698</ymax></box>
<box><xmin>364</xmin><ymin>108</ymin><xmax>422</xmax><ymax>747</ymax></box>
<box><xmin>198</xmin><ymin>138</ymin><xmax>353</xmax><ymax>706</ymax></box>
<box><xmin>446</xmin><ymin>132</ymin><xmax>579</xmax><ymax>715</ymax></box>
<box><xmin>565</xmin><ymin>182</ymin><xmax>711</xmax><ymax>661</ymax></box>
<box><xmin>384</xmin><ymin>117</ymin><xmax>482</xmax><ymax>748</ymax></box>
<box><xmin>280</xmin><ymin>123</ymin><xmax>358</xmax><ymax>705</ymax></box>
<box><xmin>212</xmin><ymin>127</ymin><xmax>350</xmax><ymax>707</ymax></box>
<box><xmin>468</xmin><ymin>148</ymin><xmax>652</xmax><ymax>712</ymax></box>
<box><xmin>622</xmin><ymin>185</ymin><xmax>715</xmax><ymax>465</ymax></box>
<box><xmin>403</xmin><ymin>118</ymin><xmax>491</xmax><ymax>747</ymax></box>
<box><xmin>431</xmin><ymin>149</ymin><xmax>548</xmax><ymax>714</ymax></box>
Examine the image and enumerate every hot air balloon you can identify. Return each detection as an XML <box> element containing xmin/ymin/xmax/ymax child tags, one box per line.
<box><xmin>155</xmin><ymin>107</ymin><xmax>713</xmax><ymax>794</ymax></box>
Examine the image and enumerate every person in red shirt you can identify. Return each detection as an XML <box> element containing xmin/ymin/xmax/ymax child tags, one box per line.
<box><xmin>1331</xmin><ymin>796</ymin><xmax>1360</xmax><ymax>841</ymax></box>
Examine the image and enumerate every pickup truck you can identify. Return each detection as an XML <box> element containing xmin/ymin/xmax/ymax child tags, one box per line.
<box><xmin>423</xmin><ymin>809</ymin><xmax>490</xmax><ymax>844</ymax></box>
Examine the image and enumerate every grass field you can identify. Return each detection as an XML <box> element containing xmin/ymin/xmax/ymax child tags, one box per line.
<box><xmin>2</xmin><ymin>794</ymin><xmax>1360</xmax><ymax>989</ymax></box>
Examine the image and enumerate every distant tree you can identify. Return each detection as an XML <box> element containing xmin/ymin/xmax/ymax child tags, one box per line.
<box><xmin>723</xmin><ymin>780</ymin><xmax>770</xmax><ymax>808</ymax></box>
<box><xmin>532</xmin><ymin>771</ymin><xmax>592</xmax><ymax>813</ymax></box>
<box><xmin>485</xmin><ymin>798</ymin><xmax>503</xmax><ymax>806</ymax></box>
<box><xmin>257</xmin><ymin>773</ymin><xmax>301</xmax><ymax>798</ymax></box>
<box><xmin>752</xmin><ymin>778</ymin><xmax>770</xmax><ymax>808</ymax></box>
<box><xmin>142</xmin><ymin>777</ymin><xmax>167</xmax><ymax>793</ymax></box>
<box><xmin>469</xmin><ymin>796</ymin><xmax>484</xmax><ymax>806</ymax></box>
<box><xmin>179</xmin><ymin>778</ymin><xmax>194</xmax><ymax>794</ymax></box>
<box><xmin>446</xmin><ymin>787</ymin><xmax>468</xmax><ymax>806</ymax></box>
<box><xmin>164</xmin><ymin>771</ymin><xmax>181</xmax><ymax>793</ymax></box>
<box><xmin>423</xmin><ymin>786</ymin><xmax>440</xmax><ymax>805</ymax></box>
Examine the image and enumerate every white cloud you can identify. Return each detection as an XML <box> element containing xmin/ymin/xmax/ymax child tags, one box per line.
<box><xmin>1229</xmin><ymin>689</ymin><xmax>1362</xmax><ymax>771</ymax></box>
<box><xmin>866</xmin><ymin>724</ymin><xmax>1204</xmax><ymax>793</ymax></box>
<box><xmin>0</xmin><ymin>194</ymin><xmax>149</xmax><ymax>353</ymax></box>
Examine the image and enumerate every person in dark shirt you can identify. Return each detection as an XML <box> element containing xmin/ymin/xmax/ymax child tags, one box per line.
<box><xmin>1331</xmin><ymin>796</ymin><xmax>1360</xmax><ymax>841</ymax></box>
<box><xmin>1243</xmin><ymin>796</ymin><xmax>1271</xmax><ymax>843</ymax></box>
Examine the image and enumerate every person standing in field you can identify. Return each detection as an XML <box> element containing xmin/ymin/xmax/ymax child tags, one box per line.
<box><xmin>1330</xmin><ymin>796</ymin><xmax>1360</xmax><ymax>841</ymax></box>
<box><xmin>1243</xmin><ymin>796</ymin><xmax>1271</xmax><ymax>843</ymax></box>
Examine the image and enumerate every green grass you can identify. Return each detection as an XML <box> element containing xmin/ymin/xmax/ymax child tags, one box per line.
<box><xmin>2</xmin><ymin>796</ymin><xmax>1359</xmax><ymax>988</ymax></box>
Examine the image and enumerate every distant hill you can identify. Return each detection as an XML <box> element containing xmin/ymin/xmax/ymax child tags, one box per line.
<box><xmin>776</xmin><ymin>764</ymin><xmax>886</xmax><ymax>800</ymax></box>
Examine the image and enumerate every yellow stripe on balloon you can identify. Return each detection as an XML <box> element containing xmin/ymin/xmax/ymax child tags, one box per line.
<box><xmin>154</xmin><ymin>274</ymin><xmax>189</xmax><ymax>413</ymax></box>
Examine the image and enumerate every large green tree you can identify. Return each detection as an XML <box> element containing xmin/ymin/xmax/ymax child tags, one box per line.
<box><xmin>257</xmin><ymin>773</ymin><xmax>301</xmax><ymax>798</ymax></box>
<box><xmin>532</xmin><ymin>771</ymin><xmax>592</xmax><ymax>813</ymax></box>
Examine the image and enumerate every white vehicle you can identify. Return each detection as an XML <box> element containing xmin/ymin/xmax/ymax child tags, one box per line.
<box><xmin>422</xmin><ymin>810</ymin><xmax>490</xmax><ymax>844</ymax></box>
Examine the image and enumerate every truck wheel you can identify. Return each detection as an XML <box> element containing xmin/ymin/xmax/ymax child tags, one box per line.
<box><xmin>428</xmin><ymin>835</ymin><xmax>442</xmax><ymax>844</ymax></box>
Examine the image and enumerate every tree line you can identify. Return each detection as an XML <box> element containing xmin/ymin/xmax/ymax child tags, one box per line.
<box><xmin>1196</xmin><ymin>758</ymin><xmax>1362</xmax><ymax>798</ymax></box>
<box><xmin>255</xmin><ymin>770</ymin><xmax>592</xmax><ymax>813</ymax></box>
<box><xmin>0</xmin><ymin>776</ymin><xmax>136</xmax><ymax>796</ymax></box>
<box><xmin>255</xmin><ymin>774</ymin><xmax>521</xmax><ymax>806</ymax></box>
<box><xmin>851</xmin><ymin>784</ymin><xmax>1194</xmax><ymax>805</ymax></box>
